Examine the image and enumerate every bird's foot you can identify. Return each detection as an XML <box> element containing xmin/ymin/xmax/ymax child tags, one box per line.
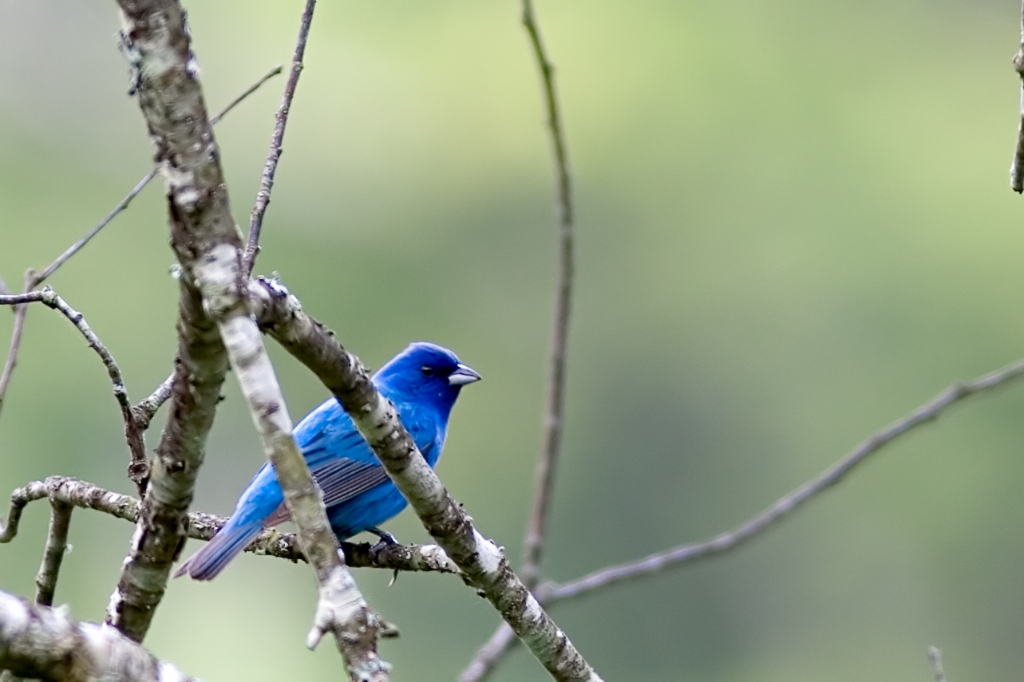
<box><xmin>368</xmin><ymin>526</ymin><xmax>398</xmax><ymax>548</ymax></box>
<box><xmin>367</xmin><ymin>527</ymin><xmax>401</xmax><ymax>586</ymax></box>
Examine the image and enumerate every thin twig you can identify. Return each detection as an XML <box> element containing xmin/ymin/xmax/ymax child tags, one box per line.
<box><xmin>242</xmin><ymin>0</ymin><xmax>316</xmax><ymax>277</ymax></box>
<box><xmin>33</xmin><ymin>63</ymin><xmax>284</xmax><ymax>288</ymax></box>
<box><xmin>928</xmin><ymin>646</ymin><xmax>948</xmax><ymax>682</ymax></box>
<box><xmin>0</xmin><ymin>273</ymin><xmax>32</xmax><ymax>421</ymax></box>
<box><xmin>460</xmin><ymin>626</ymin><xmax>519</xmax><ymax>682</ymax></box>
<box><xmin>0</xmin><ymin>476</ymin><xmax>459</xmax><ymax>575</ymax></box>
<box><xmin>461</xmin><ymin>357</ymin><xmax>1024</xmax><ymax>681</ymax></box>
<box><xmin>546</xmin><ymin>358</ymin><xmax>1024</xmax><ymax>601</ymax></box>
<box><xmin>0</xmin><ymin>65</ymin><xmax>281</xmax><ymax>430</ymax></box>
<box><xmin>32</xmin><ymin>170</ymin><xmax>157</xmax><ymax>286</ymax></box>
<box><xmin>1011</xmin><ymin>0</ymin><xmax>1024</xmax><ymax>192</ymax></box>
<box><xmin>131</xmin><ymin>374</ymin><xmax>175</xmax><ymax>431</ymax></box>
<box><xmin>0</xmin><ymin>288</ymin><xmax>148</xmax><ymax>494</ymax></box>
<box><xmin>519</xmin><ymin>0</ymin><xmax>575</xmax><ymax>591</ymax></box>
<box><xmin>210</xmin><ymin>64</ymin><xmax>283</xmax><ymax>126</ymax></box>
<box><xmin>33</xmin><ymin>501</ymin><xmax>72</xmax><ymax>607</ymax></box>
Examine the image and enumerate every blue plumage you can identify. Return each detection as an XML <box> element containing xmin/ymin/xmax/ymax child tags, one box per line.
<box><xmin>176</xmin><ymin>342</ymin><xmax>480</xmax><ymax>580</ymax></box>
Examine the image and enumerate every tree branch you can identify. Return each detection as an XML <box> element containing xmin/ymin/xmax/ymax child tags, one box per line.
<box><xmin>460</xmin><ymin>357</ymin><xmax>1024</xmax><ymax>680</ymax></box>
<box><xmin>196</xmin><ymin>247</ymin><xmax>391</xmax><ymax>675</ymax></box>
<box><xmin>104</xmin><ymin>0</ymin><xmax>231</xmax><ymax>642</ymax></box>
<box><xmin>131</xmin><ymin>374</ymin><xmax>175</xmax><ymax>432</ymax></box>
<box><xmin>928</xmin><ymin>646</ymin><xmax>948</xmax><ymax>682</ymax></box>
<box><xmin>1011</xmin><ymin>0</ymin><xmax>1024</xmax><ymax>192</ymax></box>
<box><xmin>0</xmin><ymin>476</ymin><xmax>459</xmax><ymax>575</ymax></box>
<box><xmin>248</xmin><ymin>277</ymin><xmax>603</xmax><ymax>682</ymax></box>
<box><xmin>0</xmin><ymin>590</ymin><xmax>197</xmax><ymax>682</ymax></box>
<box><xmin>0</xmin><ymin>62</ymin><xmax>279</xmax><ymax>460</ymax></box>
<box><xmin>110</xmin><ymin>3</ymin><xmax>389</xmax><ymax>676</ymax></box>
<box><xmin>0</xmin><ymin>274</ymin><xmax>32</xmax><ymax>423</ymax></box>
<box><xmin>519</xmin><ymin>0</ymin><xmax>575</xmax><ymax>591</ymax></box>
<box><xmin>33</xmin><ymin>502</ymin><xmax>72</xmax><ymax>608</ymax></box>
<box><xmin>242</xmin><ymin>0</ymin><xmax>315</xmax><ymax>277</ymax></box>
<box><xmin>0</xmin><ymin>288</ymin><xmax>149</xmax><ymax>494</ymax></box>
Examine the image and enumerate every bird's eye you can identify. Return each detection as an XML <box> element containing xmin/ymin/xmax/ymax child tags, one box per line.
<box><xmin>420</xmin><ymin>366</ymin><xmax>435</xmax><ymax>376</ymax></box>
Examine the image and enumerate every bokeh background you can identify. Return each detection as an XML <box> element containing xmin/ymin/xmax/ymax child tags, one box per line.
<box><xmin>2</xmin><ymin>0</ymin><xmax>1024</xmax><ymax>680</ymax></box>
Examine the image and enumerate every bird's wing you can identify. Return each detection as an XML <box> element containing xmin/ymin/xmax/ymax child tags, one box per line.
<box><xmin>314</xmin><ymin>456</ymin><xmax>391</xmax><ymax>507</ymax></box>
<box><xmin>265</xmin><ymin>408</ymin><xmax>437</xmax><ymax>527</ymax></box>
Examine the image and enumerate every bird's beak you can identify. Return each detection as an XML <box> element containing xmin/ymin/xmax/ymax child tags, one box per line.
<box><xmin>448</xmin><ymin>364</ymin><xmax>482</xmax><ymax>386</ymax></box>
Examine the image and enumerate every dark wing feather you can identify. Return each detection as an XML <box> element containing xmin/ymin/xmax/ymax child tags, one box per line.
<box><xmin>264</xmin><ymin>399</ymin><xmax>440</xmax><ymax>527</ymax></box>
<box><xmin>265</xmin><ymin>457</ymin><xmax>391</xmax><ymax>526</ymax></box>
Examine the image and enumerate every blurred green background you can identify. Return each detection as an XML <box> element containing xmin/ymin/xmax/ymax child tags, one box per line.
<box><xmin>2</xmin><ymin>0</ymin><xmax>1024</xmax><ymax>680</ymax></box>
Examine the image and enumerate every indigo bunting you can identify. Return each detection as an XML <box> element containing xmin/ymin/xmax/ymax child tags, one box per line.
<box><xmin>176</xmin><ymin>342</ymin><xmax>480</xmax><ymax>580</ymax></box>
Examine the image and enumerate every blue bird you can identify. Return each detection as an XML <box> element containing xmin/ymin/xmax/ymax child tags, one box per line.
<box><xmin>176</xmin><ymin>342</ymin><xmax>481</xmax><ymax>580</ymax></box>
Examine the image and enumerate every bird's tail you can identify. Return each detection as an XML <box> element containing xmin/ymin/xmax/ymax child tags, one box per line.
<box><xmin>175</xmin><ymin>514</ymin><xmax>265</xmax><ymax>581</ymax></box>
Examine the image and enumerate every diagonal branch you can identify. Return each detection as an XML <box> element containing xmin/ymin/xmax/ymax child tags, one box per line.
<box><xmin>248</xmin><ymin>277</ymin><xmax>603</xmax><ymax>682</ymax></box>
<box><xmin>0</xmin><ymin>63</ymin><xmax>279</xmax><ymax>437</ymax></box>
<box><xmin>196</xmin><ymin>246</ymin><xmax>391</xmax><ymax>672</ymax></box>
<box><xmin>0</xmin><ymin>476</ymin><xmax>458</xmax><ymax>575</ymax></box>
<box><xmin>519</xmin><ymin>0</ymin><xmax>575</xmax><ymax>591</ymax></box>
<box><xmin>132</xmin><ymin>374</ymin><xmax>175</xmax><ymax>431</ymax></box>
<box><xmin>460</xmin><ymin>357</ymin><xmax>1024</xmax><ymax>680</ymax></box>
<box><xmin>242</xmin><ymin>0</ymin><xmax>315</xmax><ymax>277</ymax></box>
<box><xmin>0</xmin><ymin>288</ymin><xmax>149</xmax><ymax>494</ymax></box>
<box><xmin>0</xmin><ymin>590</ymin><xmax>197</xmax><ymax>682</ymax></box>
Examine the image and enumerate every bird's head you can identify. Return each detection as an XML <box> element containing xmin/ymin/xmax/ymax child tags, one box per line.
<box><xmin>373</xmin><ymin>342</ymin><xmax>481</xmax><ymax>414</ymax></box>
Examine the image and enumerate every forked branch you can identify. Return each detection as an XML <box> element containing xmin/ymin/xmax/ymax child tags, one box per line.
<box><xmin>461</xmin><ymin>357</ymin><xmax>1024</xmax><ymax>680</ymax></box>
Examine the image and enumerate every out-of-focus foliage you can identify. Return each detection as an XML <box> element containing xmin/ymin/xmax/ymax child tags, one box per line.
<box><xmin>2</xmin><ymin>0</ymin><xmax>1023</xmax><ymax>680</ymax></box>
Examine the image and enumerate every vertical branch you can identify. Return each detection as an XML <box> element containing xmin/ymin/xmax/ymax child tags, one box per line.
<box><xmin>243</xmin><ymin>0</ymin><xmax>316</xmax><ymax>277</ymax></box>
<box><xmin>1011</xmin><ymin>0</ymin><xmax>1024</xmax><ymax>192</ymax></box>
<box><xmin>0</xmin><ymin>273</ymin><xmax>33</xmax><ymax>421</ymax></box>
<box><xmin>520</xmin><ymin>0</ymin><xmax>575</xmax><ymax>589</ymax></box>
<box><xmin>928</xmin><ymin>647</ymin><xmax>948</xmax><ymax>682</ymax></box>
<box><xmin>108</xmin><ymin>3</ymin><xmax>389</xmax><ymax>676</ymax></box>
<box><xmin>34</xmin><ymin>501</ymin><xmax>72</xmax><ymax>607</ymax></box>
<box><xmin>104</xmin><ymin>0</ymin><xmax>235</xmax><ymax>641</ymax></box>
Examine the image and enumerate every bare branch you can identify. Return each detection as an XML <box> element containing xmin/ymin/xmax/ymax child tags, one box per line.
<box><xmin>33</xmin><ymin>502</ymin><xmax>72</xmax><ymax>607</ymax></box>
<box><xmin>928</xmin><ymin>646</ymin><xmax>948</xmax><ymax>682</ymax></box>
<box><xmin>197</xmin><ymin>247</ymin><xmax>390</xmax><ymax>675</ymax></box>
<box><xmin>0</xmin><ymin>288</ymin><xmax>149</xmax><ymax>494</ymax></box>
<box><xmin>3</xmin><ymin>61</ymin><xmax>281</xmax><ymax>461</ymax></box>
<box><xmin>32</xmin><ymin>62</ymin><xmax>283</xmax><ymax>288</ymax></box>
<box><xmin>460</xmin><ymin>626</ymin><xmax>518</xmax><ymax>682</ymax></box>
<box><xmin>0</xmin><ymin>590</ymin><xmax>197</xmax><ymax>682</ymax></box>
<box><xmin>0</xmin><ymin>476</ymin><xmax>458</xmax><ymax>575</ymax></box>
<box><xmin>106</xmin><ymin>0</ymin><xmax>232</xmax><ymax>642</ymax></box>
<box><xmin>131</xmin><ymin>374</ymin><xmax>174</xmax><ymax>431</ymax></box>
<box><xmin>519</xmin><ymin>0</ymin><xmax>575</xmax><ymax>591</ymax></box>
<box><xmin>110</xmin><ymin>3</ymin><xmax>389</xmax><ymax>674</ymax></box>
<box><xmin>546</xmin><ymin>358</ymin><xmax>1024</xmax><ymax>601</ymax></box>
<box><xmin>461</xmin><ymin>358</ymin><xmax>1024</xmax><ymax>680</ymax></box>
<box><xmin>210</xmin><ymin>64</ymin><xmax>283</xmax><ymax>126</ymax></box>
<box><xmin>1011</xmin><ymin>0</ymin><xmax>1024</xmax><ymax>192</ymax></box>
<box><xmin>0</xmin><ymin>273</ymin><xmax>32</xmax><ymax>423</ymax></box>
<box><xmin>33</xmin><ymin>170</ymin><xmax>158</xmax><ymax>287</ymax></box>
<box><xmin>243</xmin><ymin>0</ymin><xmax>316</xmax><ymax>277</ymax></box>
<box><xmin>248</xmin><ymin>277</ymin><xmax>602</xmax><ymax>682</ymax></box>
